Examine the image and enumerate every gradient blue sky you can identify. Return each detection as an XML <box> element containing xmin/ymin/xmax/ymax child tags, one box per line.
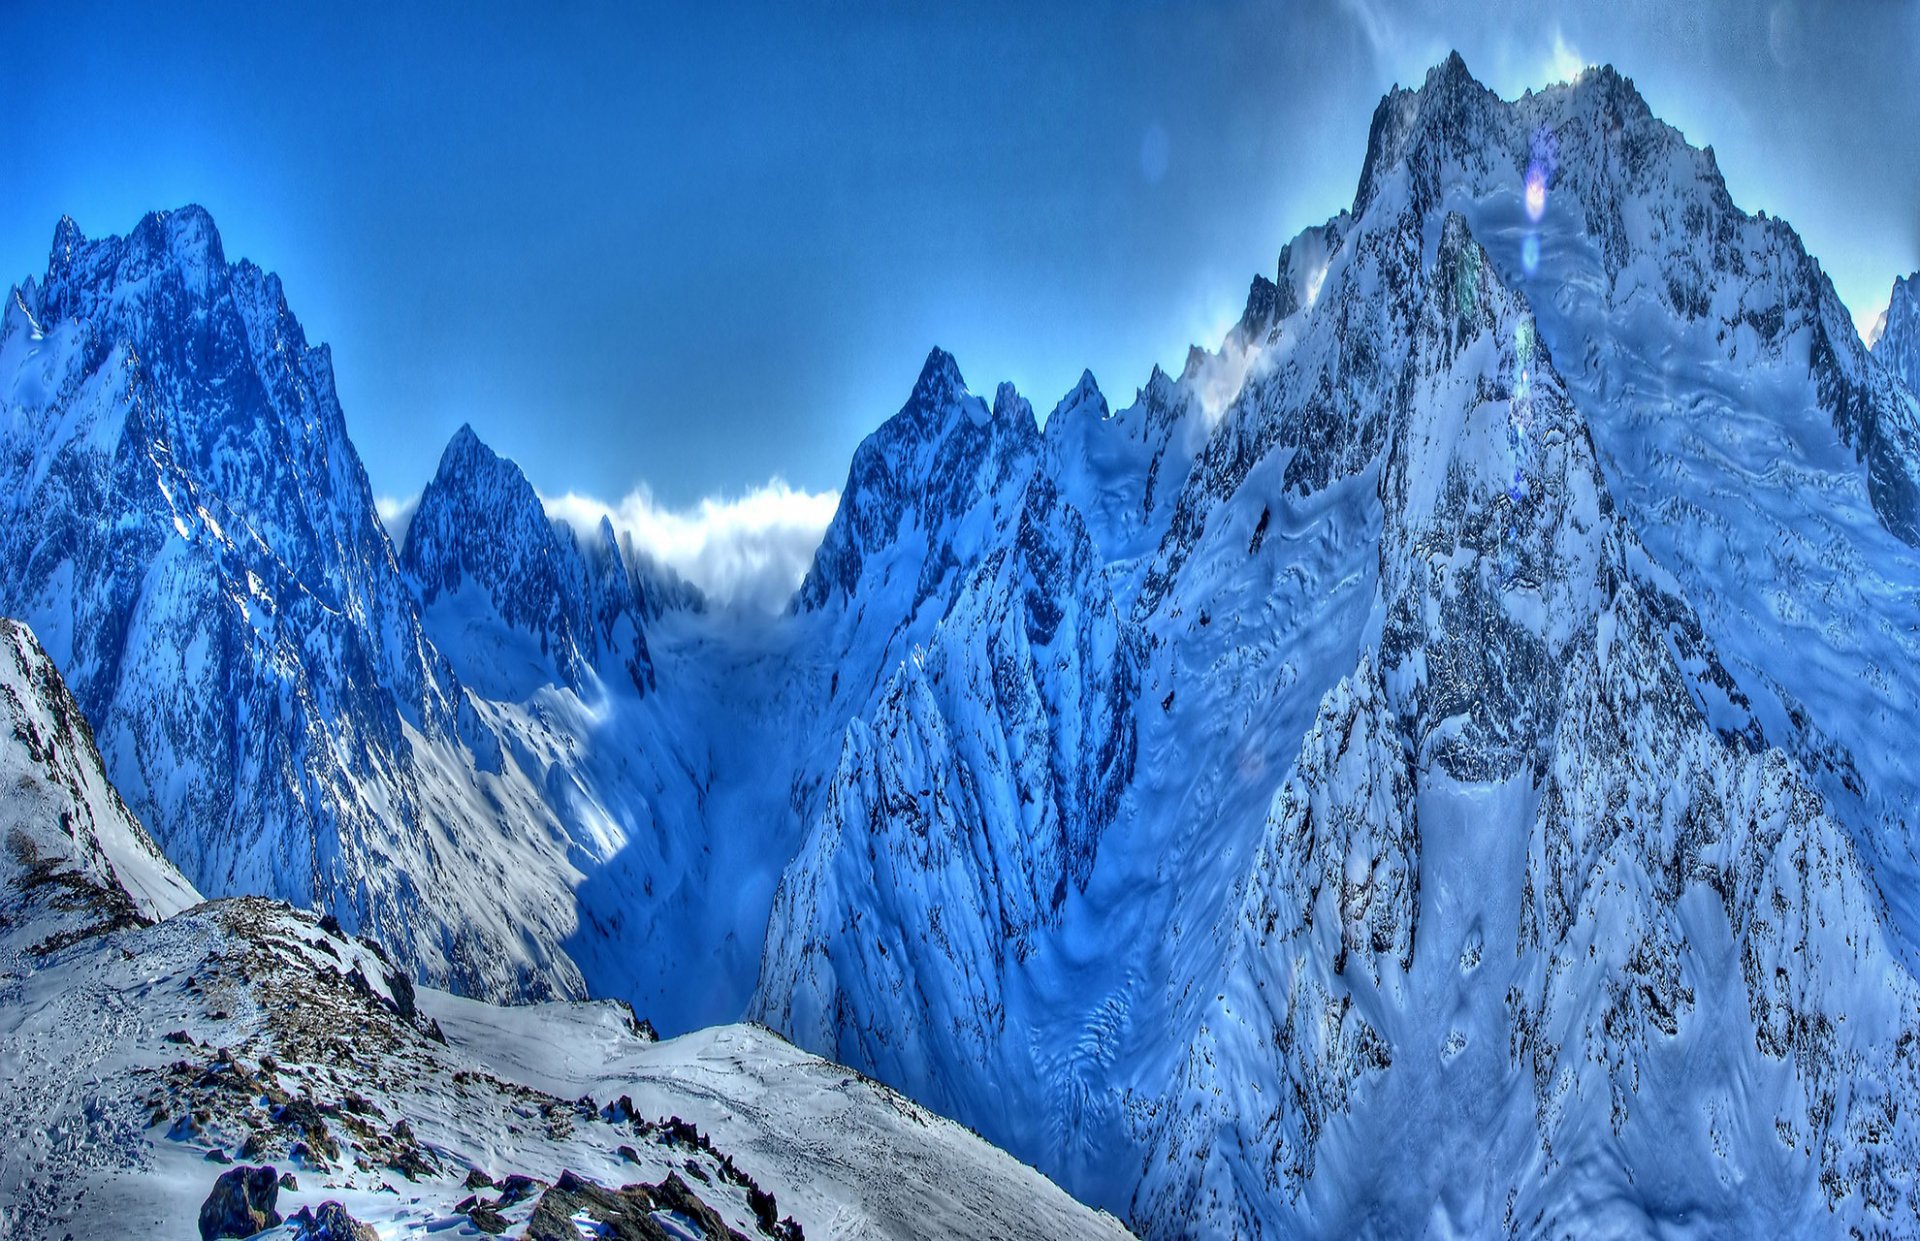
<box><xmin>6</xmin><ymin>1</ymin><xmax>1917</xmax><ymax>518</ymax></box>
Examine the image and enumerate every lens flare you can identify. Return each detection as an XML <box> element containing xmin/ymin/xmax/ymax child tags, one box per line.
<box><xmin>1521</xmin><ymin>232</ymin><xmax>1541</xmax><ymax>274</ymax></box>
<box><xmin>1524</xmin><ymin>165</ymin><xmax>1548</xmax><ymax>222</ymax></box>
<box><xmin>1524</xmin><ymin>125</ymin><xmax>1559</xmax><ymax>227</ymax></box>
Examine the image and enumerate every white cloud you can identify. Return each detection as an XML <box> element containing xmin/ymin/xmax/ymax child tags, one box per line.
<box><xmin>1860</xmin><ymin>297</ymin><xmax>1892</xmax><ymax>350</ymax></box>
<box><xmin>1540</xmin><ymin>28</ymin><xmax>1589</xmax><ymax>88</ymax></box>
<box><xmin>543</xmin><ymin>480</ymin><xmax>840</xmax><ymax>614</ymax></box>
<box><xmin>375</xmin><ymin>492</ymin><xmax>420</xmax><ymax>549</ymax></box>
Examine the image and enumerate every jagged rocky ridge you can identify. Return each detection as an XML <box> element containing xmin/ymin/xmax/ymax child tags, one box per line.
<box><xmin>1875</xmin><ymin>271</ymin><xmax>1920</xmax><ymax>393</ymax></box>
<box><xmin>401</xmin><ymin>423</ymin><xmax>659</xmax><ymax>699</ymax></box>
<box><xmin>4</xmin><ymin>49</ymin><xmax>1920</xmax><ymax>1241</ymax></box>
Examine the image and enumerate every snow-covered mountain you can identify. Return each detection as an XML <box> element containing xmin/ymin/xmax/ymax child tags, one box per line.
<box><xmin>401</xmin><ymin>423</ymin><xmax>660</xmax><ymax>700</ymax></box>
<box><xmin>8</xmin><ymin>48</ymin><xmax>1920</xmax><ymax>1241</ymax></box>
<box><xmin>0</xmin><ymin>208</ymin><xmax>735</xmax><ymax>1015</ymax></box>
<box><xmin>0</xmin><ymin>620</ymin><xmax>1128</xmax><ymax>1241</ymax></box>
<box><xmin>1875</xmin><ymin>271</ymin><xmax>1920</xmax><ymax>392</ymax></box>
<box><xmin>0</xmin><ymin>617</ymin><xmax>200</xmax><ymax>943</ymax></box>
<box><xmin>750</xmin><ymin>53</ymin><xmax>1920</xmax><ymax>1238</ymax></box>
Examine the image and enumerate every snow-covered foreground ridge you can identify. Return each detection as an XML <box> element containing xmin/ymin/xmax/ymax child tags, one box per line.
<box><xmin>0</xmin><ymin>618</ymin><xmax>1132</xmax><ymax>1240</ymax></box>
<box><xmin>6</xmin><ymin>49</ymin><xmax>1920</xmax><ymax>1239</ymax></box>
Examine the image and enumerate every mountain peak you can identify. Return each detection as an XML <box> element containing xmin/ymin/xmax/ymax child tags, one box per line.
<box><xmin>423</xmin><ymin>422</ymin><xmax>530</xmax><ymax>511</ymax></box>
<box><xmin>1354</xmin><ymin>53</ymin><xmax>1500</xmax><ymax>218</ymax></box>
<box><xmin>1872</xmin><ymin>270</ymin><xmax>1920</xmax><ymax>391</ymax></box>
<box><xmin>1056</xmin><ymin>369</ymin><xmax>1104</xmax><ymax>413</ymax></box>
<box><xmin>1236</xmin><ymin>273</ymin><xmax>1283</xmax><ymax>344</ymax></box>
<box><xmin>50</xmin><ymin>214</ymin><xmax>85</xmax><ymax>262</ymax></box>
<box><xmin>40</xmin><ymin>204</ymin><xmax>235</xmax><ymax>324</ymax></box>
<box><xmin>912</xmin><ymin>346</ymin><xmax>967</xmax><ymax>407</ymax></box>
<box><xmin>992</xmin><ymin>381</ymin><xmax>1033</xmax><ymax>429</ymax></box>
<box><xmin>443</xmin><ymin>421</ymin><xmax>489</xmax><ymax>462</ymax></box>
<box><xmin>1427</xmin><ymin>48</ymin><xmax>1475</xmax><ymax>91</ymax></box>
<box><xmin>131</xmin><ymin>204</ymin><xmax>226</xmax><ymax>274</ymax></box>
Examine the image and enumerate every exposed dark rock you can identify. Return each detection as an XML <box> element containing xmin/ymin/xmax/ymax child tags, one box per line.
<box><xmin>198</xmin><ymin>1165</ymin><xmax>281</xmax><ymax>1240</ymax></box>
<box><xmin>383</xmin><ymin>967</ymin><xmax>417</xmax><ymax>1019</ymax></box>
<box><xmin>287</xmin><ymin>1201</ymin><xmax>379</xmax><ymax>1241</ymax></box>
<box><xmin>494</xmin><ymin>1172</ymin><xmax>542</xmax><ymax>1206</ymax></box>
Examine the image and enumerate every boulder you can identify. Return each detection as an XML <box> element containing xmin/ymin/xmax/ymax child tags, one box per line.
<box><xmin>198</xmin><ymin>1165</ymin><xmax>281</xmax><ymax>1240</ymax></box>
<box><xmin>288</xmin><ymin>1201</ymin><xmax>379</xmax><ymax>1241</ymax></box>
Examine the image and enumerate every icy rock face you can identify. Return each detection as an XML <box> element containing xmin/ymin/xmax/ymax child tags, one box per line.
<box><xmin>1355</xmin><ymin>55</ymin><xmax>1920</xmax><ymax>545</ymax></box>
<box><xmin>401</xmin><ymin>423</ymin><xmax>656</xmax><ymax>698</ymax></box>
<box><xmin>1043</xmin><ymin>364</ymin><xmax>1206</xmax><ymax>584</ymax></box>
<box><xmin>0</xmin><ymin>617</ymin><xmax>200</xmax><ymax>944</ymax></box>
<box><xmin>756</xmin><ymin>469</ymin><xmax>1138</xmax><ymax>1117</ymax></box>
<box><xmin>1873</xmin><ymin>271</ymin><xmax>1920</xmax><ymax>391</ymax></box>
<box><xmin>791</xmin><ymin>351</ymin><xmax>1049</xmax><ymax>730</ymax></box>
<box><xmin>0</xmin><ymin>208</ymin><xmax>610</xmax><ymax>1004</ymax></box>
<box><xmin>753</xmin><ymin>56</ymin><xmax>1920</xmax><ymax>1235</ymax></box>
<box><xmin>798</xmin><ymin>348</ymin><xmax>1040</xmax><ymax>617</ymax></box>
<box><xmin>0</xmin><ymin>206</ymin><xmax>449</xmax><ymax>904</ymax></box>
<box><xmin>1134</xmin><ymin>215</ymin><xmax>1920</xmax><ymax>1237</ymax></box>
<box><xmin>1411</xmin><ymin>66</ymin><xmax>1920</xmax><ymax>944</ymax></box>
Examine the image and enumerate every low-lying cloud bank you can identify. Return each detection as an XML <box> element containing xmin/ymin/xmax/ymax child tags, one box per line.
<box><xmin>543</xmin><ymin>480</ymin><xmax>839</xmax><ymax>614</ymax></box>
<box><xmin>375</xmin><ymin>493</ymin><xmax>421</xmax><ymax>551</ymax></box>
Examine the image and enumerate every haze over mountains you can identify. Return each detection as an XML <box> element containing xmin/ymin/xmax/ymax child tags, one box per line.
<box><xmin>5</xmin><ymin>52</ymin><xmax>1920</xmax><ymax>1239</ymax></box>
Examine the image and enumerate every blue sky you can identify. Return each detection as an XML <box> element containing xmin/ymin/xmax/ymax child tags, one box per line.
<box><xmin>5</xmin><ymin>0</ymin><xmax>1917</xmax><ymax>600</ymax></box>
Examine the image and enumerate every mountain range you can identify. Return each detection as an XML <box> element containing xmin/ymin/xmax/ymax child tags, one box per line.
<box><xmin>5</xmin><ymin>51</ymin><xmax>1920</xmax><ymax>1239</ymax></box>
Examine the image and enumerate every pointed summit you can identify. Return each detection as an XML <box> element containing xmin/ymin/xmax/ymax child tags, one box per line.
<box><xmin>1354</xmin><ymin>52</ymin><xmax>1500</xmax><ymax>218</ymax></box>
<box><xmin>992</xmin><ymin>381</ymin><xmax>1034</xmax><ymax>430</ymax></box>
<box><xmin>403</xmin><ymin>422</ymin><xmax>654</xmax><ymax>698</ymax></box>
<box><xmin>1428</xmin><ymin>48</ymin><xmax>1474</xmax><ymax>90</ymax></box>
<box><xmin>438</xmin><ymin>422</ymin><xmax>493</xmax><ymax>473</ymax></box>
<box><xmin>1052</xmin><ymin>369</ymin><xmax>1105</xmax><ymax>420</ymax></box>
<box><xmin>50</xmin><ymin>214</ymin><xmax>85</xmax><ymax>264</ymax></box>
<box><xmin>910</xmin><ymin>346</ymin><xmax>968</xmax><ymax>410</ymax></box>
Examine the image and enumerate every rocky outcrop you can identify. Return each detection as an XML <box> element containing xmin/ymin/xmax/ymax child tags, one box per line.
<box><xmin>287</xmin><ymin>1201</ymin><xmax>378</xmax><ymax>1241</ymax></box>
<box><xmin>197</xmin><ymin>1165</ymin><xmax>280</xmax><ymax>1240</ymax></box>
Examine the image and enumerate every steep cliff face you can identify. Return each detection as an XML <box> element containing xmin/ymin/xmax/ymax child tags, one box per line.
<box><xmin>1133</xmin><ymin>215</ymin><xmax>1920</xmax><ymax>1238</ymax></box>
<box><xmin>756</xmin><ymin>470</ymin><xmax>1138</xmax><ymax>1116</ymax></box>
<box><xmin>401</xmin><ymin>423</ymin><xmax>656</xmax><ymax>699</ymax></box>
<box><xmin>1874</xmin><ymin>271</ymin><xmax>1920</xmax><ymax>391</ymax></box>
<box><xmin>0</xmin><ymin>617</ymin><xmax>200</xmax><ymax>950</ymax></box>
<box><xmin>0</xmin><ymin>209</ymin><xmax>698</xmax><ymax>1008</ymax></box>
